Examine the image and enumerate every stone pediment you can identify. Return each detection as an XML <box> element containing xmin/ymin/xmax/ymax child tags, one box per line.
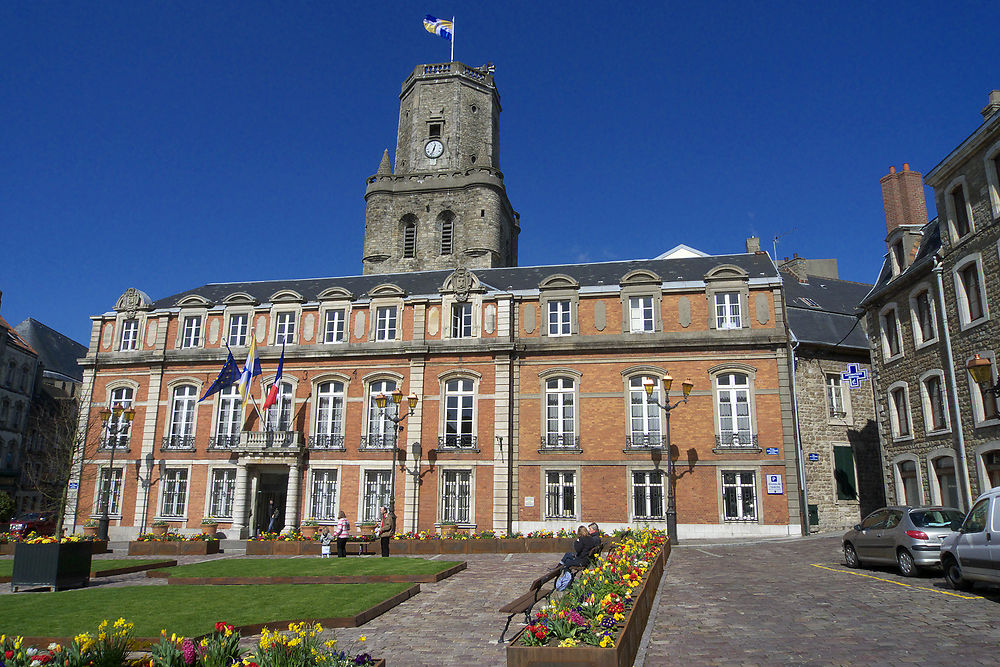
<box><xmin>115</xmin><ymin>288</ymin><xmax>153</xmax><ymax>315</ymax></box>
<box><xmin>176</xmin><ymin>294</ymin><xmax>213</xmax><ymax>308</ymax></box>
<box><xmin>222</xmin><ymin>292</ymin><xmax>260</xmax><ymax>306</ymax></box>
<box><xmin>440</xmin><ymin>267</ymin><xmax>483</xmax><ymax>302</ymax></box>
<box><xmin>269</xmin><ymin>289</ymin><xmax>305</xmax><ymax>303</ymax></box>
<box><xmin>619</xmin><ymin>269</ymin><xmax>662</xmax><ymax>288</ymax></box>
<box><xmin>368</xmin><ymin>283</ymin><xmax>406</xmax><ymax>298</ymax></box>
<box><xmin>539</xmin><ymin>274</ymin><xmax>580</xmax><ymax>291</ymax></box>
<box><xmin>317</xmin><ymin>287</ymin><xmax>355</xmax><ymax>302</ymax></box>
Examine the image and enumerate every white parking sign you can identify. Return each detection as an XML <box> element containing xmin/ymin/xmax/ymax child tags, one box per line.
<box><xmin>766</xmin><ymin>474</ymin><xmax>783</xmax><ymax>494</ymax></box>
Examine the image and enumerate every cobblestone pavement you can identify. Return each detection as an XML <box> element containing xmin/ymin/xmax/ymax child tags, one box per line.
<box><xmin>643</xmin><ymin>533</ymin><xmax>1000</xmax><ymax>666</ymax></box>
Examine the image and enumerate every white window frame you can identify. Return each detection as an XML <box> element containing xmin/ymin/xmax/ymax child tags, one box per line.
<box><xmin>374</xmin><ymin>305</ymin><xmax>398</xmax><ymax>341</ymax></box>
<box><xmin>887</xmin><ymin>381</ymin><xmax>913</xmax><ymax>441</ymax></box>
<box><xmin>120</xmin><ymin>319</ymin><xmax>140</xmax><ymax>351</ymax></box>
<box><xmin>442</xmin><ymin>377</ymin><xmax>476</xmax><ymax>448</ymax></box>
<box><xmin>543</xmin><ymin>376</ymin><xmax>577</xmax><ymax>448</ymax></box>
<box><xmin>715</xmin><ymin>291</ymin><xmax>743</xmax><ymax>329</ymax></box>
<box><xmin>451</xmin><ymin>302</ymin><xmax>473</xmax><ymax>338</ymax></box>
<box><xmin>544</xmin><ymin>470</ymin><xmax>577</xmax><ymax>519</ymax></box>
<box><xmin>160</xmin><ymin>468</ymin><xmax>189</xmax><ymax>518</ymax></box>
<box><xmin>365</xmin><ymin>378</ymin><xmax>399</xmax><ymax>448</ymax></box>
<box><xmin>945</xmin><ymin>177</ymin><xmax>975</xmax><ymax>242</ymax></box>
<box><xmin>627</xmin><ymin>374</ymin><xmax>662</xmax><ymax>447</ymax></box>
<box><xmin>629</xmin><ymin>296</ymin><xmax>655</xmax><ymax>333</ymax></box>
<box><xmin>878</xmin><ymin>303</ymin><xmax>904</xmax><ymax>361</ymax></box>
<box><xmin>323</xmin><ymin>308</ymin><xmax>347</xmax><ymax>344</ymax></box>
<box><xmin>985</xmin><ymin>139</ymin><xmax>1000</xmax><ymax>220</ymax></box>
<box><xmin>721</xmin><ymin>470</ymin><xmax>759</xmax><ymax>522</ymax></box>
<box><xmin>310</xmin><ymin>468</ymin><xmax>340</xmax><ymax>521</ymax></box>
<box><xmin>908</xmin><ymin>285</ymin><xmax>938</xmax><ymax>349</ymax></box>
<box><xmin>547</xmin><ymin>300</ymin><xmax>571</xmax><ymax>336</ymax></box>
<box><xmin>918</xmin><ymin>369</ymin><xmax>950</xmax><ymax>435</ymax></box>
<box><xmin>95</xmin><ymin>466</ymin><xmax>125</xmax><ymax>517</ymax></box>
<box><xmin>208</xmin><ymin>468</ymin><xmax>236</xmax><ymax>518</ymax></box>
<box><xmin>361</xmin><ymin>468</ymin><xmax>392</xmax><ymax>523</ymax></box>
<box><xmin>926</xmin><ymin>450</ymin><xmax>961</xmax><ymax>509</ymax></box>
<box><xmin>167</xmin><ymin>384</ymin><xmax>198</xmax><ymax>446</ymax></box>
<box><xmin>103</xmin><ymin>386</ymin><xmax>135</xmax><ymax>449</ymax></box>
<box><xmin>274</xmin><ymin>312</ymin><xmax>296</xmax><ymax>345</ymax></box>
<box><xmin>825</xmin><ymin>373</ymin><xmax>846</xmax><ymax>420</ymax></box>
<box><xmin>181</xmin><ymin>316</ymin><xmax>202</xmax><ymax>349</ymax></box>
<box><xmin>314</xmin><ymin>380</ymin><xmax>345</xmax><ymax>448</ymax></box>
<box><xmin>227</xmin><ymin>312</ymin><xmax>249</xmax><ymax>348</ymax></box>
<box><xmin>714</xmin><ymin>371</ymin><xmax>755</xmax><ymax>448</ymax></box>
<box><xmin>891</xmin><ymin>454</ymin><xmax>923</xmax><ymax>505</ymax></box>
<box><xmin>263</xmin><ymin>381</ymin><xmax>294</xmax><ymax>431</ymax></box>
<box><xmin>631</xmin><ymin>469</ymin><xmax>665</xmax><ymax>520</ymax></box>
<box><xmin>440</xmin><ymin>468</ymin><xmax>472</xmax><ymax>524</ymax></box>
<box><xmin>952</xmin><ymin>254</ymin><xmax>989</xmax><ymax>330</ymax></box>
<box><xmin>213</xmin><ymin>385</ymin><xmax>242</xmax><ymax>447</ymax></box>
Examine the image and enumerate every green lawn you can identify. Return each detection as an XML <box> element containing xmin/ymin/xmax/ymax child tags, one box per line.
<box><xmin>0</xmin><ymin>583</ymin><xmax>411</xmax><ymax>636</ymax></box>
<box><xmin>0</xmin><ymin>559</ymin><xmax>167</xmax><ymax>577</ymax></box>
<box><xmin>166</xmin><ymin>556</ymin><xmax>461</xmax><ymax>578</ymax></box>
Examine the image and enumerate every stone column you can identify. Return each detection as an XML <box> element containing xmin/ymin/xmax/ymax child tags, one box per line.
<box><xmin>231</xmin><ymin>463</ymin><xmax>249</xmax><ymax>538</ymax></box>
<box><xmin>284</xmin><ymin>462</ymin><xmax>300</xmax><ymax>532</ymax></box>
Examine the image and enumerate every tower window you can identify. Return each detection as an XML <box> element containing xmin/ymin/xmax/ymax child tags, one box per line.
<box><xmin>403</xmin><ymin>222</ymin><xmax>416</xmax><ymax>258</ymax></box>
<box><xmin>429</xmin><ymin>123</ymin><xmax>442</xmax><ymax>138</ymax></box>
<box><xmin>441</xmin><ymin>216</ymin><xmax>454</xmax><ymax>255</ymax></box>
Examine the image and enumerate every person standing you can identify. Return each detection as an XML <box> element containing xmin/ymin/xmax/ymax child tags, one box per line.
<box><xmin>266</xmin><ymin>499</ymin><xmax>280</xmax><ymax>534</ymax></box>
<box><xmin>376</xmin><ymin>505</ymin><xmax>395</xmax><ymax>557</ymax></box>
<box><xmin>319</xmin><ymin>527</ymin><xmax>333</xmax><ymax>558</ymax></box>
<box><xmin>334</xmin><ymin>510</ymin><xmax>350</xmax><ymax>558</ymax></box>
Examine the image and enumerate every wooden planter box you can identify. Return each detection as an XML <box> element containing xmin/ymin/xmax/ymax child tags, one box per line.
<box><xmin>507</xmin><ymin>543</ymin><xmax>668</xmax><ymax>667</ymax></box>
<box><xmin>0</xmin><ymin>543</ymin><xmax>14</xmax><ymax>555</ymax></box>
<box><xmin>11</xmin><ymin>542</ymin><xmax>93</xmax><ymax>592</ymax></box>
<box><xmin>408</xmin><ymin>539</ymin><xmax>441</xmax><ymax>554</ymax></box>
<box><xmin>466</xmin><ymin>539</ymin><xmax>500</xmax><ymax>554</ymax></box>
<box><xmin>127</xmin><ymin>540</ymin><xmax>220</xmax><ymax>556</ymax></box>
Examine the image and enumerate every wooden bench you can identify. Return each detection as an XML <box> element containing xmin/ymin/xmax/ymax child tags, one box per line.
<box><xmin>496</xmin><ymin>539</ymin><xmax>610</xmax><ymax>643</ymax></box>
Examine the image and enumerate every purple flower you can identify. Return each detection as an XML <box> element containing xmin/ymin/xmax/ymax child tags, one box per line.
<box><xmin>569</xmin><ymin>610</ymin><xmax>586</xmax><ymax>626</ymax></box>
<box><xmin>354</xmin><ymin>653</ymin><xmax>373</xmax><ymax>665</ymax></box>
<box><xmin>181</xmin><ymin>638</ymin><xmax>197</xmax><ymax>665</ymax></box>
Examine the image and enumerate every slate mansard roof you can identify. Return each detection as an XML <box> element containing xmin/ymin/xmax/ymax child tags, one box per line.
<box><xmin>14</xmin><ymin>318</ymin><xmax>87</xmax><ymax>382</ymax></box>
<box><xmin>861</xmin><ymin>218</ymin><xmax>941</xmax><ymax>309</ymax></box>
<box><xmin>783</xmin><ymin>275</ymin><xmax>873</xmax><ymax>352</ymax></box>
<box><xmin>143</xmin><ymin>253</ymin><xmax>781</xmax><ymax>311</ymax></box>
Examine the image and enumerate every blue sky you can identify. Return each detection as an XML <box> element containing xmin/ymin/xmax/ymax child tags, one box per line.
<box><xmin>3</xmin><ymin>2</ymin><xmax>998</xmax><ymax>344</ymax></box>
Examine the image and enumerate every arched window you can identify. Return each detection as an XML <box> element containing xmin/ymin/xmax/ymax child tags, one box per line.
<box><xmin>167</xmin><ymin>385</ymin><xmax>198</xmax><ymax>448</ymax></box>
<box><xmin>628</xmin><ymin>375</ymin><xmax>662</xmax><ymax>447</ymax></box>
<box><xmin>214</xmin><ymin>385</ymin><xmax>242</xmax><ymax>448</ymax></box>
<box><xmin>264</xmin><ymin>382</ymin><xmax>294</xmax><ymax>431</ymax></box>
<box><xmin>931</xmin><ymin>456</ymin><xmax>959</xmax><ymax>508</ymax></box>
<box><xmin>365</xmin><ymin>379</ymin><xmax>397</xmax><ymax>449</ymax></box>
<box><xmin>403</xmin><ymin>221</ymin><xmax>416</xmax><ymax>258</ymax></box>
<box><xmin>716</xmin><ymin>373</ymin><xmax>752</xmax><ymax>447</ymax></box>
<box><xmin>104</xmin><ymin>387</ymin><xmax>135</xmax><ymax>449</ymax></box>
<box><xmin>440</xmin><ymin>211</ymin><xmax>454</xmax><ymax>255</ymax></box>
<box><xmin>314</xmin><ymin>381</ymin><xmax>345</xmax><ymax>449</ymax></box>
<box><xmin>544</xmin><ymin>377</ymin><xmax>576</xmax><ymax>447</ymax></box>
<box><xmin>21</xmin><ymin>365</ymin><xmax>30</xmax><ymax>392</ymax></box>
<box><xmin>443</xmin><ymin>378</ymin><xmax>476</xmax><ymax>448</ymax></box>
<box><xmin>896</xmin><ymin>458</ymin><xmax>921</xmax><ymax>505</ymax></box>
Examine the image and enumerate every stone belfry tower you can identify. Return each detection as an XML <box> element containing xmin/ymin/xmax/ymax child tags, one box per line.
<box><xmin>362</xmin><ymin>62</ymin><xmax>520</xmax><ymax>275</ymax></box>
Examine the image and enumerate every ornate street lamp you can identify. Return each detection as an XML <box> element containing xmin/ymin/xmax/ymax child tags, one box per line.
<box><xmin>374</xmin><ymin>389</ymin><xmax>419</xmax><ymax>516</ymax></box>
<box><xmin>97</xmin><ymin>402</ymin><xmax>136</xmax><ymax>541</ymax></box>
<box><xmin>967</xmin><ymin>354</ymin><xmax>1000</xmax><ymax>417</ymax></box>
<box><xmin>643</xmin><ymin>375</ymin><xmax>694</xmax><ymax>544</ymax></box>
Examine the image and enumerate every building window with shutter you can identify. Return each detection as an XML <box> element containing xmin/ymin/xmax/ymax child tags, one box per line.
<box><xmin>403</xmin><ymin>222</ymin><xmax>416</xmax><ymax>258</ymax></box>
<box><xmin>833</xmin><ymin>446</ymin><xmax>857</xmax><ymax>501</ymax></box>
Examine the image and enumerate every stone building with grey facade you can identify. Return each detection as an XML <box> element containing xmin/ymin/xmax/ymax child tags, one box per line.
<box><xmin>861</xmin><ymin>92</ymin><xmax>1000</xmax><ymax>512</ymax></box>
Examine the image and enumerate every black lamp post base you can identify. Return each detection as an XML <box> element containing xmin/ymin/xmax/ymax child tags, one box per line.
<box><xmin>96</xmin><ymin>517</ymin><xmax>110</xmax><ymax>542</ymax></box>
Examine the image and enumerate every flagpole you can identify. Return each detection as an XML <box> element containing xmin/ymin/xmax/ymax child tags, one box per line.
<box><xmin>450</xmin><ymin>16</ymin><xmax>455</xmax><ymax>62</ymax></box>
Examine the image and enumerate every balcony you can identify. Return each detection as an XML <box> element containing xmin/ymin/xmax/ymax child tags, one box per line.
<box><xmin>360</xmin><ymin>435</ymin><xmax>395</xmax><ymax>451</ymax></box>
<box><xmin>160</xmin><ymin>435</ymin><xmax>196</xmax><ymax>451</ymax></box>
<box><xmin>309</xmin><ymin>434</ymin><xmax>346</xmax><ymax>451</ymax></box>
<box><xmin>437</xmin><ymin>434</ymin><xmax>478</xmax><ymax>451</ymax></box>
<box><xmin>714</xmin><ymin>432</ymin><xmax>760</xmax><ymax>452</ymax></box>
<box><xmin>539</xmin><ymin>435</ymin><xmax>582</xmax><ymax>452</ymax></box>
<box><xmin>98</xmin><ymin>436</ymin><xmax>130</xmax><ymax>452</ymax></box>
<box><xmin>236</xmin><ymin>431</ymin><xmax>302</xmax><ymax>454</ymax></box>
<box><xmin>208</xmin><ymin>434</ymin><xmax>241</xmax><ymax>450</ymax></box>
<box><xmin>625</xmin><ymin>434</ymin><xmax>665</xmax><ymax>450</ymax></box>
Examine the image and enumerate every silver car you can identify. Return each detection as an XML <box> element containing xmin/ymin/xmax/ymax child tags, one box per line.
<box><xmin>843</xmin><ymin>506</ymin><xmax>964</xmax><ymax>576</ymax></box>
<box><xmin>940</xmin><ymin>486</ymin><xmax>1000</xmax><ymax>590</ymax></box>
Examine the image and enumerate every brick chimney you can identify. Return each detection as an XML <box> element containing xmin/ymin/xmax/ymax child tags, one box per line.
<box><xmin>880</xmin><ymin>163</ymin><xmax>927</xmax><ymax>235</ymax></box>
<box><xmin>982</xmin><ymin>90</ymin><xmax>1000</xmax><ymax>120</ymax></box>
<box><xmin>745</xmin><ymin>236</ymin><xmax>761</xmax><ymax>253</ymax></box>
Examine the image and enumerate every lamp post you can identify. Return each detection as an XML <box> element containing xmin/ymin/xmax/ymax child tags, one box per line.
<box><xmin>643</xmin><ymin>375</ymin><xmax>693</xmax><ymax>545</ymax></box>
<box><xmin>133</xmin><ymin>452</ymin><xmax>157</xmax><ymax>537</ymax></box>
<box><xmin>374</xmin><ymin>389</ymin><xmax>419</xmax><ymax>516</ymax></box>
<box><xmin>97</xmin><ymin>402</ymin><xmax>136</xmax><ymax>541</ymax></box>
<box><xmin>968</xmin><ymin>354</ymin><xmax>1000</xmax><ymax>416</ymax></box>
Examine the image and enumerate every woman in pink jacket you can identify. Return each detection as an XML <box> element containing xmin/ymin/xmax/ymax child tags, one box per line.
<box><xmin>334</xmin><ymin>510</ymin><xmax>350</xmax><ymax>558</ymax></box>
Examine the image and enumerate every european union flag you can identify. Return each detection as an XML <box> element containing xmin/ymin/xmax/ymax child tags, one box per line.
<box><xmin>199</xmin><ymin>352</ymin><xmax>242</xmax><ymax>402</ymax></box>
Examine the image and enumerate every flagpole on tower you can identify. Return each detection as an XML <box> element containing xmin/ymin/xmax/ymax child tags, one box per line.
<box><xmin>450</xmin><ymin>16</ymin><xmax>455</xmax><ymax>62</ymax></box>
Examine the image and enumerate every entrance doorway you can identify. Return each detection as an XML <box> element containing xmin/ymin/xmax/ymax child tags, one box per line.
<box><xmin>255</xmin><ymin>472</ymin><xmax>288</xmax><ymax>535</ymax></box>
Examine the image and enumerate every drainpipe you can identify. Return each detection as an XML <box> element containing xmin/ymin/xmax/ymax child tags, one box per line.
<box><xmin>788</xmin><ymin>331</ymin><xmax>808</xmax><ymax>535</ymax></box>
<box><xmin>507</xmin><ymin>296</ymin><xmax>517</xmax><ymax>536</ymax></box>
<box><xmin>933</xmin><ymin>256</ymin><xmax>973</xmax><ymax>509</ymax></box>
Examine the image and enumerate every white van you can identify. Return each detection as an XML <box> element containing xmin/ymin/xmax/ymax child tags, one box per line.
<box><xmin>940</xmin><ymin>486</ymin><xmax>1000</xmax><ymax>590</ymax></box>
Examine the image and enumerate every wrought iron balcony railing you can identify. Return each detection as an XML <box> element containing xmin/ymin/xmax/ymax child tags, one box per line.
<box><xmin>98</xmin><ymin>436</ymin><xmax>130</xmax><ymax>451</ymax></box>
<box><xmin>208</xmin><ymin>434</ymin><xmax>241</xmax><ymax>450</ymax></box>
<box><xmin>359</xmin><ymin>435</ymin><xmax>395</xmax><ymax>450</ymax></box>
<box><xmin>715</xmin><ymin>432</ymin><xmax>759</xmax><ymax>449</ymax></box>
<box><xmin>160</xmin><ymin>435</ymin><xmax>196</xmax><ymax>451</ymax></box>
<box><xmin>309</xmin><ymin>434</ymin><xmax>346</xmax><ymax>451</ymax></box>
<box><xmin>437</xmin><ymin>434</ymin><xmax>478</xmax><ymax>449</ymax></box>
<box><xmin>625</xmin><ymin>434</ymin><xmax>665</xmax><ymax>449</ymax></box>
<box><xmin>539</xmin><ymin>435</ymin><xmax>580</xmax><ymax>449</ymax></box>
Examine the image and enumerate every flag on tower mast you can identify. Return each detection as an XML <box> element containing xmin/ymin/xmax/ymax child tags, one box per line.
<box><xmin>423</xmin><ymin>14</ymin><xmax>455</xmax><ymax>61</ymax></box>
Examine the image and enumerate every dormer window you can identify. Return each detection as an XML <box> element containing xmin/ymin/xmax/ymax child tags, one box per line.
<box><xmin>950</xmin><ymin>183</ymin><xmax>972</xmax><ymax>239</ymax></box>
<box><xmin>890</xmin><ymin>240</ymin><xmax>906</xmax><ymax>275</ymax></box>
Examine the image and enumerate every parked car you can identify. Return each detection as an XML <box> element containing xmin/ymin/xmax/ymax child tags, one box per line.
<box><xmin>843</xmin><ymin>506</ymin><xmax>964</xmax><ymax>576</ymax></box>
<box><xmin>7</xmin><ymin>512</ymin><xmax>57</xmax><ymax>539</ymax></box>
<box><xmin>940</xmin><ymin>486</ymin><xmax>1000</xmax><ymax>590</ymax></box>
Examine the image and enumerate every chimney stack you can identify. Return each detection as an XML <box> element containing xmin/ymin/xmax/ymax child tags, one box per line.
<box><xmin>745</xmin><ymin>236</ymin><xmax>761</xmax><ymax>253</ymax></box>
<box><xmin>982</xmin><ymin>90</ymin><xmax>1000</xmax><ymax>120</ymax></box>
<box><xmin>880</xmin><ymin>163</ymin><xmax>928</xmax><ymax>235</ymax></box>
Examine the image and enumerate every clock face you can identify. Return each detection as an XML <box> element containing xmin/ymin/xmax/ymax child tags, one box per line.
<box><xmin>424</xmin><ymin>140</ymin><xmax>444</xmax><ymax>158</ymax></box>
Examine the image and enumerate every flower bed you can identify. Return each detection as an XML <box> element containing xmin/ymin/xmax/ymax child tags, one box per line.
<box><xmin>507</xmin><ymin>529</ymin><xmax>669</xmax><ymax>667</ymax></box>
<box><xmin>1</xmin><ymin>618</ymin><xmax>383</xmax><ymax>666</ymax></box>
<box><xmin>0</xmin><ymin>533</ymin><xmax>107</xmax><ymax>555</ymax></box>
<box><xmin>128</xmin><ymin>538</ymin><xmax>220</xmax><ymax>556</ymax></box>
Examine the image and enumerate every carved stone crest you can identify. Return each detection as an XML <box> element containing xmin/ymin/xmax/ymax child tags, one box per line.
<box><xmin>115</xmin><ymin>287</ymin><xmax>151</xmax><ymax>316</ymax></box>
<box><xmin>452</xmin><ymin>267</ymin><xmax>473</xmax><ymax>302</ymax></box>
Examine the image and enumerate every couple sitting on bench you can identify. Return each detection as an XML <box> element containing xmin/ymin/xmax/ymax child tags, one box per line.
<box><xmin>560</xmin><ymin>522</ymin><xmax>602</xmax><ymax>568</ymax></box>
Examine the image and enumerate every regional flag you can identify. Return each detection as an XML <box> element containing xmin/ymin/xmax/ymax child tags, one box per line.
<box><xmin>198</xmin><ymin>352</ymin><xmax>242</xmax><ymax>402</ymax></box>
<box><xmin>423</xmin><ymin>15</ymin><xmax>453</xmax><ymax>41</ymax></box>
<box><xmin>237</xmin><ymin>338</ymin><xmax>262</xmax><ymax>405</ymax></box>
<box><xmin>262</xmin><ymin>342</ymin><xmax>285</xmax><ymax>411</ymax></box>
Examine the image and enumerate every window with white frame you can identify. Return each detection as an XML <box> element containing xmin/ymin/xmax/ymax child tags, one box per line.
<box><xmin>989</xmin><ymin>150</ymin><xmax>1000</xmax><ymax>216</ymax></box>
<box><xmin>263</xmin><ymin>381</ymin><xmax>293</xmax><ymax>431</ymax></box>
<box><xmin>120</xmin><ymin>319</ymin><xmax>139</xmax><ymax>351</ymax></box>
<box><xmin>629</xmin><ymin>296</ymin><xmax>655</xmax><ymax>333</ymax></box>
<box><xmin>628</xmin><ymin>375</ymin><xmax>661</xmax><ymax>447</ymax></box>
<box><xmin>716</xmin><ymin>372</ymin><xmax>753</xmax><ymax>447</ymax></box>
<box><xmin>826</xmin><ymin>374</ymin><xmax>846</xmax><ymax>419</ymax></box>
<box><xmin>375</xmin><ymin>306</ymin><xmax>397</xmax><ymax>341</ymax></box>
<box><xmin>896</xmin><ymin>459</ymin><xmax>920</xmax><ymax>505</ymax></box>
<box><xmin>167</xmin><ymin>385</ymin><xmax>197</xmax><ymax>447</ymax></box>
<box><xmin>160</xmin><ymin>469</ymin><xmax>188</xmax><ymax>517</ymax></box>
<box><xmin>209</xmin><ymin>469</ymin><xmax>236</xmax><ymax>518</ymax></box>
<box><xmin>932</xmin><ymin>456</ymin><xmax>959</xmax><ymax>508</ymax></box>
<box><xmin>181</xmin><ymin>316</ymin><xmax>201</xmax><ymax>348</ymax></box>
<box><xmin>548</xmin><ymin>300</ymin><xmax>571</xmax><ymax>336</ymax></box>
<box><xmin>722</xmin><ymin>471</ymin><xmax>757</xmax><ymax>521</ymax></box>
<box><xmin>443</xmin><ymin>378</ymin><xmax>475</xmax><ymax>447</ymax></box>
<box><xmin>228</xmin><ymin>313</ymin><xmax>248</xmax><ymax>347</ymax></box>
<box><xmin>632</xmin><ymin>471</ymin><xmax>664</xmax><ymax>519</ymax></box>
<box><xmin>949</xmin><ymin>183</ymin><xmax>972</xmax><ymax>239</ymax></box>
<box><xmin>921</xmin><ymin>373</ymin><xmax>948</xmax><ymax>433</ymax></box>
<box><xmin>889</xmin><ymin>385</ymin><xmax>911</xmax><ymax>438</ymax></box>
<box><xmin>214</xmin><ymin>385</ymin><xmax>242</xmax><ymax>448</ymax></box>
<box><xmin>451</xmin><ymin>303</ymin><xmax>473</xmax><ymax>338</ymax></box>
<box><xmin>715</xmin><ymin>291</ymin><xmax>742</xmax><ymax>329</ymax></box>
<box><xmin>362</xmin><ymin>469</ymin><xmax>391</xmax><ymax>522</ymax></box>
<box><xmin>275</xmin><ymin>312</ymin><xmax>296</xmax><ymax>344</ymax></box>
<box><xmin>911</xmin><ymin>289</ymin><xmax>937</xmax><ymax>346</ymax></box>
<box><xmin>441</xmin><ymin>469</ymin><xmax>471</xmax><ymax>523</ymax></box>
<box><xmin>314</xmin><ymin>381</ymin><xmax>345</xmax><ymax>448</ymax></box>
<box><xmin>544</xmin><ymin>377</ymin><xmax>576</xmax><ymax>447</ymax></box>
<box><xmin>310</xmin><ymin>469</ymin><xmax>339</xmax><ymax>520</ymax></box>
<box><xmin>880</xmin><ymin>306</ymin><xmax>902</xmax><ymax>358</ymax></box>
<box><xmin>955</xmin><ymin>259</ymin><xmax>987</xmax><ymax>325</ymax></box>
<box><xmin>323</xmin><ymin>309</ymin><xmax>346</xmax><ymax>343</ymax></box>
<box><xmin>365</xmin><ymin>379</ymin><xmax>397</xmax><ymax>448</ymax></box>
<box><xmin>545</xmin><ymin>471</ymin><xmax>576</xmax><ymax>518</ymax></box>
<box><xmin>104</xmin><ymin>387</ymin><xmax>134</xmax><ymax>449</ymax></box>
<box><xmin>98</xmin><ymin>467</ymin><xmax>124</xmax><ymax>515</ymax></box>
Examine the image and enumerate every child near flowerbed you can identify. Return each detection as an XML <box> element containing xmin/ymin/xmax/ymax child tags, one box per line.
<box><xmin>319</xmin><ymin>527</ymin><xmax>333</xmax><ymax>558</ymax></box>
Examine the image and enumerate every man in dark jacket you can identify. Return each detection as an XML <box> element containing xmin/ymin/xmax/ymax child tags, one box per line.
<box><xmin>560</xmin><ymin>522</ymin><xmax>602</xmax><ymax>568</ymax></box>
<box><xmin>376</xmin><ymin>505</ymin><xmax>396</xmax><ymax>557</ymax></box>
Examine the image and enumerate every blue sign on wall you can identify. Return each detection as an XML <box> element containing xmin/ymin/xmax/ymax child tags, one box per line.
<box><xmin>68</xmin><ymin>481</ymin><xmax>79</xmax><ymax>489</ymax></box>
<box><xmin>807</xmin><ymin>453</ymin><xmax>820</xmax><ymax>462</ymax></box>
<box><xmin>765</xmin><ymin>447</ymin><xmax>779</xmax><ymax>455</ymax></box>
<box><xmin>841</xmin><ymin>363</ymin><xmax>869</xmax><ymax>388</ymax></box>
